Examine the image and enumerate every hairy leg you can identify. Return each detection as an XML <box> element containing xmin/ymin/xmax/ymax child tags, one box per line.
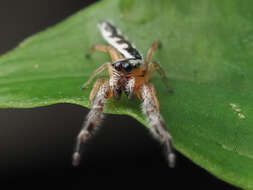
<box><xmin>140</xmin><ymin>83</ymin><xmax>175</xmax><ymax>167</ymax></box>
<box><xmin>109</xmin><ymin>66</ymin><xmax>122</xmax><ymax>99</ymax></box>
<box><xmin>125</xmin><ymin>77</ymin><xmax>136</xmax><ymax>99</ymax></box>
<box><xmin>146</xmin><ymin>82</ymin><xmax>160</xmax><ymax>110</ymax></box>
<box><xmin>72</xmin><ymin>80</ymin><xmax>111</xmax><ymax>166</ymax></box>
<box><xmin>86</xmin><ymin>45</ymin><xmax>123</xmax><ymax>62</ymax></box>
<box><xmin>89</xmin><ymin>78</ymin><xmax>107</xmax><ymax>103</ymax></box>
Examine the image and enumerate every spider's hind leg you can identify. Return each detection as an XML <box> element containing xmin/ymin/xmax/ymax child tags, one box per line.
<box><xmin>72</xmin><ymin>79</ymin><xmax>111</xmax><ymax>166</ymax></box>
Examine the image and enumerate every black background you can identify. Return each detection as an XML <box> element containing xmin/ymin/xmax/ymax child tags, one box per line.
<box><xmin>0</xmin><ymin>0</ymin><xmax>239</xmax><ymax>189</ymax></box>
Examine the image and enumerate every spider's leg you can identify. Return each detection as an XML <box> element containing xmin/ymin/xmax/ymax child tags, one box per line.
<box><xmin>145</xmin><ymin>61</ymin><xmax>173</xmax><ymax>93</ymax></box>
<box><xmin>139</xmin><ymin>82</ymin><xmax>175</xmax><ymax>167</ymax></box>
<box><xmin>145</xmin><ymin>41</ymin><xmax>161</xmax><ymax>67</ymax></box>
<box><xmin>72</xmin><ymin>80</ymin><xmax>111</xmax><ymax>166</ymax></box>
<box><xmin>81</xmin><ymin>62</ymin><xmax>108</xmax><ymax>89</ymax></box>
<box><xmin>86</xmin><ymin>45</ymin><xmax>123</xmax><ymax>62</ymax></box>
<box><xmin>81</xmin><ymin>61</ymin><xmax>115</xmax><ymax>89</ymax></box>
<box><xmin>89</xmin><ymin>78</ymin><xmax>107</xmax><ymax>103</ymax></box>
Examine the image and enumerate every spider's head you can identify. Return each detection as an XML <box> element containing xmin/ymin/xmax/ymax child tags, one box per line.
<box><xmin>112</xmin><ymin>58</ymin><xmax>143</xmax><ymax>73</ymax></box>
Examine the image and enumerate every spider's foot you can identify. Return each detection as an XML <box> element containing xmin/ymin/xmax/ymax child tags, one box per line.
<box><xmin>168</xmin><ymin>152</ymin><xmax>176</xmax><ymax>168</ymax></box>
<box><xmin>72</xmin><ymin>152</ymin><xmax>81</xmax><ymax>167</ymax></box>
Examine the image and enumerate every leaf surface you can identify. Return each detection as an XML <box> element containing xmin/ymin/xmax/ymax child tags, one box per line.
<box><xmin>1</xmin><ymin>0</ymin><xmax>253</xmax><ymax>188</ymax></box>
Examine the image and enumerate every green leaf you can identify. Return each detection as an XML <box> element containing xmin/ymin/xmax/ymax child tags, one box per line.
<box><xmin>0</xmin><ymin>0</ymin><xmax>253</xmax><ymax>188</ymax></box>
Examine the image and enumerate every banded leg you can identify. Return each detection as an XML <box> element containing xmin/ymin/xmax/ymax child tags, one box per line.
<box><xmin>140</xmin><ymin>83</ymin><xmax>175</xmax><ymax>167</ymax></box>
<box><xmin>86</xmin><ymin>45</ymin><xmax>122</xmax><ymax>62</ymax></box>
<box><xmin>72</xmin><ymin>80</ymin><xmax>110</xmax><ymax>166</ymax></box>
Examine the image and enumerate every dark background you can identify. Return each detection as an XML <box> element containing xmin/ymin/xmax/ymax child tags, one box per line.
<box><xmin>0</xmin><ymin>0</ymin><xmax>239</xmax><ymax>189</ymax></box>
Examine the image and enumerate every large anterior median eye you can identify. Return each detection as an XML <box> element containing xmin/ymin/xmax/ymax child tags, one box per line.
<box><xmin>122</xmin><ymin>62</ymin><xmax>132</xmax><ymax>72</ymax></box>
<box><xmin>113</xmin><ymin>61</ymin><xmax>122</xmax><ymax>71</ymax></box>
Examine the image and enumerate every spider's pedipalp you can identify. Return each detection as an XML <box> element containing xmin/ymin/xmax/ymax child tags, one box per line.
<box><xmin>109</xmin><ymin>67</ymin><xmax>122</xmax><ymax>99</ymax></box>
<box><xmin>125</xmin><ymin>77</ymin><xmax>135</xmax><ymax>99</ymax></box>
<box><xmin>140</xmin><ymin>83</ymin><xmax>175</xmax><ymax>167</ymax></box>
<box><xmin>72</xmin><ymin>80</ymin><xmax>111</xmax><ymax>166</ymax></box>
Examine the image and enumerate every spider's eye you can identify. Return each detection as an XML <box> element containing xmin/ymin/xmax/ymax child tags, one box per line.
<box><xmin>113</xmin><ymin>62</ymin><xmax>122</xmax><ymax>71</ymax></box>
<box><xmin>122</xmin><ymin>62</ymin><xmax>132</xmax><ymax>72</ymax></box>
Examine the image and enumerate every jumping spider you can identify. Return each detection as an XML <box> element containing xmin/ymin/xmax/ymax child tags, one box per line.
<box><xmin>72</xmin><ymin>21</ymin><xmax>175</xmax><ymax>167</ymax></box>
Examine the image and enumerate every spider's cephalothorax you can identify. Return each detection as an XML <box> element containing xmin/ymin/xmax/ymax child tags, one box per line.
<box><xmin>72</xmin><ymin>21</ymin><xmax>175</xmax><ymax>167</ymax></box>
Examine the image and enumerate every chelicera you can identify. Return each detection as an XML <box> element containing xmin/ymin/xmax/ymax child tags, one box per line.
<box><xmin>72</xmin><ymin>21</ymin><xmax>175</xmax><ymax>167</ymax></box>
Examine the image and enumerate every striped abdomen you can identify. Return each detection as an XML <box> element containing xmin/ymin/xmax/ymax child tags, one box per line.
<box><xmin>98</xmin><ymin>21</ymin><xmax>143</xmax><ymax>67</ymax></box>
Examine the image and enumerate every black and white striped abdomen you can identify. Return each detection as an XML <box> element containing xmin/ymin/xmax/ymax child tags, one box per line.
<box><xmin>98</xmin><ymin>21</ymin><xmax>143</xmax><ymax>66</ymax></box>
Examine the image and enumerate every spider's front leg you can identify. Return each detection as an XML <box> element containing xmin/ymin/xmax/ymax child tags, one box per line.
<box><xmin>140</xmin><ymin>83</ymin><xmax>175</xmax><ymax>167</ymax></box>
<box><xmin>72</xmin><ymin>79</ymin><xmax>111</xmax><ymax>166</ymax></box>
